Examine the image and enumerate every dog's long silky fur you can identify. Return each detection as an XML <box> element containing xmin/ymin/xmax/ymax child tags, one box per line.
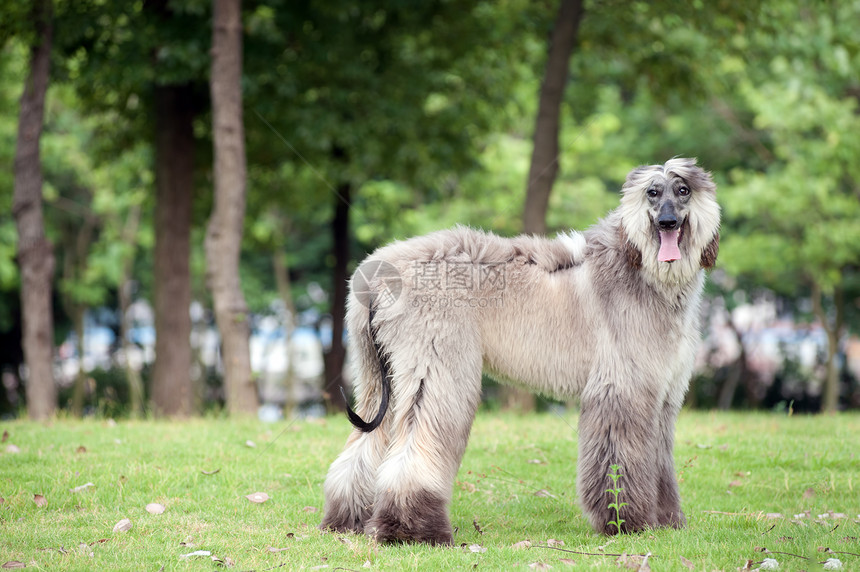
<box><xmin>322</xmin><ymin>158</ymin><xmax>721</xmax><ymax>544</ymax></box>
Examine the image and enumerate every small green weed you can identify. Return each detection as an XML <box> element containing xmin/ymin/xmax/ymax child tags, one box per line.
<box><xmin>606</xmin><ymin>463</ymin><xmax>628</xmax><ymax>533</ymax></box>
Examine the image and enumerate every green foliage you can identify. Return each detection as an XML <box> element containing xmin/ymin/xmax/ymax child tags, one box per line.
<box><xmin>0</xmin><ymin>41</ymin><xmax>27</xmax><ymax>302</ymax></box>
<box><xmin>719</xmin><ymin>1</ymin><xmax>860</xmax><ymax>295</ymax></box>
<box><xmin>1</xmin><ymin>0</ymin><xmax>860</xmax><ymax>413</ymax></box>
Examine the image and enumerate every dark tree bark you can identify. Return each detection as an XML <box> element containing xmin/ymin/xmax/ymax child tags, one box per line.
<box><xmin>508</xmin><ymin>0</ymin><xmax>584</xmax><ymax>413</ymax></box>
<box><xmin>812</xmin><ymin>281</ymin><xmax>844</xmax><ymax>413</ymax></box>
<box><xmin>206</xmin><ymin>0</ymin><xmax>258</xmax><ymax>416</ymax></box>
<box><xmin>150</xmin><ymin>84</ymin><xmax>196</xmax><ymax>417</ymax></box>
<box><xmin>521</xmin><ymin>0</ymin><xmax>585</xmax><ymax>235</ymax></box>
<box><xmin>323</xmin><ymin>183</ymin><xmax>350</xmax><ymax>413</ymax></box>
<box><xmin>273</xmin><ymin>247</ymin><xmax>297</xmax><ymax>416</ymax></box>
<box><xmin>118</xmin><ymin>206</ymin><xmax>144</xmax><ymax>417</ymax></box>
<box><xmin>13</xmin><ymin>0</ymin><xmax>56</xmax><ymax>421</ymax></box>
<box><xmin>716</xmin><ymin>318</ymin><xmax>751</xmax><ymax>410</ymax></box>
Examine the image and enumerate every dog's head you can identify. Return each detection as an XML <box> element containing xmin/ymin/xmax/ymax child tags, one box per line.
<box><xmin>619</xmin><ymin>158</ymin><xmax>721</xmax><ymax>279</ymax></box>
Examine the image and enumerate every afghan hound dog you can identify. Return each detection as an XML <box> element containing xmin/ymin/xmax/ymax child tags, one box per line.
<box><xmin>321</xmin><ymin>158</ymin><xmax>720</xmax><ymax>544</ymax></box>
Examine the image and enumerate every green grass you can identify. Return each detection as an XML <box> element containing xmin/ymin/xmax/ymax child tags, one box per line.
<box><xmin>1</xmin><ymin>411</ymin><xmax>858</xmax><ymax>570</ymax></box>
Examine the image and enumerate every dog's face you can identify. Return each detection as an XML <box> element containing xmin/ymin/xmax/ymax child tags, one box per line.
<box><xmin>644</xmin><ymin>174</ymin><xmax>692</xmax><ymax>263</ymax></box>
<box><xmin>619</xmin><ymin>158</ymin><xmax>721</xmax><ymax>276</ymax></box>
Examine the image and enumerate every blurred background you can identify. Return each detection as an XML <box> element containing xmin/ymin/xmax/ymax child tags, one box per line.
<box><xmin>2</xmin><ymin>0</ymin><xmax>858</xmax><ymax>420</ymax></box>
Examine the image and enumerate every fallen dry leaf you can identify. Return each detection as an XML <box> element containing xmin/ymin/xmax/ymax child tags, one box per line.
<box><xmin>1</xmin><ymin>430</ymin><xmax>8</xmax><ymax>442</ymax></box>
<box><xmin>458</xmin><ymin>480</ymin><xmax>476</xmax><ymax>493</ymax></box>
<box><xmin>616</xmin><ymin>553</ymin><xmax>651</xmax><ymax>571</ymax></box>
<box><xmin>2</xmin><ymin>562</ymin><xmax>26</xmax><ymax>569</ymax></box>
<box><xmin>5</xmin><ymin>444</ymin><xmax>20</xmax><ymax>454</ymax></box>
<box><xmin>33</xmin><ymin>494</ymin><xmax>47</xmax><ymax>507</ymax></box>
<box><xmin>679</xmin><ymin>555</ymin><xmax>694</xmax><ymax>569</ymax></box>
<box><xmin>527</xmin><ymin>459</ymin><xmax>546</xmax><ymax>465</ymax></box>
<box><xmin>534</xmin><ymin>489</ymin><xmax>558</xmax><ymax>499</ymax></box>
<box><xmin>559</xmin><ymin>559</ymin><xmax>575</xmax><ymax>566</ymax></box>
<box><xmin>803</xmin><ymin>487</ymin><xmax>816</xmax><ymax>500</ymax></box>
<box><xmin>202</xmin><ymin>469</ymin><xmax>221</xmax><ymax>475</ymax></box>
<box><xmin>245</xmin><ymin>440</ymin><xmax>256</xmax><ymax>448</ymax></box>
<box><xmin>528</xmin><ymin>563</ymin><xmax>552</xmax><ymax>570</ymax></box>
<box><xmin>75</xmin><ymin>446</ymin><xmax>87</xmax><ymax>454</ymax></box>
<box><xmin>210</xmin><ymin>554</ymin><xmax>234</xmax><ymax>567</ymax></box>
<box><xmin>146</xmin><ymin>503</ymin><xmax>166</xmax><ymax>515</ymax></box>
<box><xmin>728</xmin><ymin>480</ymin><xmax>743</xmax><ymax>488</ymax></box>
<box><xmin>70</xmin><ymin>482</ymin><xmax>95</xmax><ymax>493</ymax></box>
<box><xmin>302</xmin><ymin>506</ymin><xmax>318</xmax><ymax>513</ymax></box>
<box><xmin>245</xmin><ymin>492</ymin><xmax>270</xmax><ymax>504</ymax></box>
<box><xmin>267</xmin><ymin>547</ymin><xmax>289</xmax><ymax>553</ymax></box>
<box><xmin>765</xmin><ymin>513</ymin><xmax>783</xmax><ymax>519</ymax></box>
<box><xmin>546</xmin><ymin>539</ymin><xmax>565</xmax><ymax>547</ymax></box>
<box><xmin>468</xmin><ymin>544</ymin><xmax>487</xmax><ymax>553</ymax></box>
<box><xmin>112</xmin><ymin>518</ymin><xmax>133</xmax><ymax>533</ymax></box>
<box><xmin>512</xmin><ymin>540</ymin><xmax>532</xmax><ymax>549</ymax></box>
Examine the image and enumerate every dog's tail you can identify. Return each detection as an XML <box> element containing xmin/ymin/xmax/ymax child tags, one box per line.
<box><xmin>342</xmin><ymin>307</ymin><xmax>390</xmax><ymax>433</ymax></box>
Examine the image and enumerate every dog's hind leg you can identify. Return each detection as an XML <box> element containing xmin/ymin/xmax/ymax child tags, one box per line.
<box><xmin>364</xmin><ymin>328</ymin><xmax>483</xmax><ymax>545</ymax></box>
<box><xmin>321</xmin><ymin>424</ymin><xmax>389</xmax><ymax>533</ymax></box>
<box><xmin>321</xmin><ymin>304</ymin><xmax>390</xmax><ymax>533</ymax></box>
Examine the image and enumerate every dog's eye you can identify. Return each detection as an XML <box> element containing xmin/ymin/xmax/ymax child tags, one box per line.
<box><xmin>647</xmin><ymin>189</ymin><xmax>658</xmax><ymax>198</ymax></box>
<box><xmin>678</xmin><ymin>186</ymin><xmax>690</xmax><ymax>196</ymax></box>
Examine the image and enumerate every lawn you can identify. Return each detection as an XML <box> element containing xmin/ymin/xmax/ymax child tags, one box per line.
<box><xmin>1</xmin><ymin>410</ymin><xmax>858</xmax><ymax>571</ymax></box>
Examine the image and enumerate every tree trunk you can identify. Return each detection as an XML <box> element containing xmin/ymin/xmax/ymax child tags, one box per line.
<box><xmin>150</xmin><ymin>84</ymin><xmax>196</xmax><ymax>417</ymax></box>
<box><xmin>118</xmin><ymin>206</ymin><xmax>144</xmax><ymax>417</ymax></box>
<box><xmin>323</xmin><ymin>184</ymin><xmax>350</xmax><ymax>413</ymax></box>
<box><xmin>717</xmin><ymin>316</ymin><xmax>753</xmax><ymax>409</ymax></box>
<box><xmin>13</xmin><ymin>0</ymin><xmax>56</xmax><ymax>421</ymax></box>
<box><xmin>206</xmin><ymin>0</ymin><xmax>258</xmax><ymax>416</ymax></box>
<box><xmin>812</xmin><ymin>282</ymin><xmax>844</xmax><ymax>413</ymax></box>
<box><xmin>521</xmin><ymin>0</ymin><xmax>585</xmax><ymax>235</ymax></box>
<box><xmin>509</xmin><ymin>0</ymin><xmax>584</xmax><ymax>413</ymax></box>
<box><xmin>273</xmin><ymin>249</ymin><xmax>297</xmax><ymax>416</ymax></box>
<box><xmin>70</xmin><ymin>305</ymin><xmax>87</xmax><ymax>416</ymax></box>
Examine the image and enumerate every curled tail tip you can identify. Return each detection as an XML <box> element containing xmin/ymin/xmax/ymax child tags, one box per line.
<box><xmin>340</xmin><ymin>385</ymin><xmax>388</xmax><ymax>433</ymax></box>
<box><xmin>341</xmin><ymin>304</ymin><xmax>391</xmax><ymax>433</ymax></box>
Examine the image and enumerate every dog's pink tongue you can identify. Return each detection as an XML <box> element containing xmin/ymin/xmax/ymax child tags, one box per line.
<box><xmin>658</xmin><ymin>229</ymin><xmax>682</xmax><ymax>262</ymax></box>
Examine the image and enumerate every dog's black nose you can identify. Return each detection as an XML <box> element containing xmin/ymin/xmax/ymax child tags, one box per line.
<box><xmin>658</xmin><ymin>214</ymin><xmax>677</xmax><ymax>230</ymax></box>
<box><xmin>658</xmin><ymin>202</ymin><xmax>678</xmax><ymax>230</ymax></box>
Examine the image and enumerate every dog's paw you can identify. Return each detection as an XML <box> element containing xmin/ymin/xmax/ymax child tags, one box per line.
<box><xmin>365</xmin><ymin>490</ymin><xmax>453</xmax><ymax>546</ymax></box>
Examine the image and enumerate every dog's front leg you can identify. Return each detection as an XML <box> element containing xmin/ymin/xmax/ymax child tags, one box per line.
<box><xmin>576</xmin><ymin>383</ymin><xmax>660</xmax><ymax>535</ymax></box>
<box><xmin>654</xmin><ymin>397</ymin><xmax>686</xmax><ymax>528</ymax></box>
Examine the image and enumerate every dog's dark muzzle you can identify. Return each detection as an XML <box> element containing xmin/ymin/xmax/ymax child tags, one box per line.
<box><xmin>657</xmin><ymin>202</ymin><xmax>678</xmax><ymax>230</ymax></box>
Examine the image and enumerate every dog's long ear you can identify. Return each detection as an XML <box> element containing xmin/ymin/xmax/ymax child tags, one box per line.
<box><xmin>619</xmin><ymin>227</ymin><xmax>642</xmax><ymax>269</ymax></box>
<box><xmin>700</xmin><ymin>232</ymin><xmax>719</xmax><ymax>269</ymax></box>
